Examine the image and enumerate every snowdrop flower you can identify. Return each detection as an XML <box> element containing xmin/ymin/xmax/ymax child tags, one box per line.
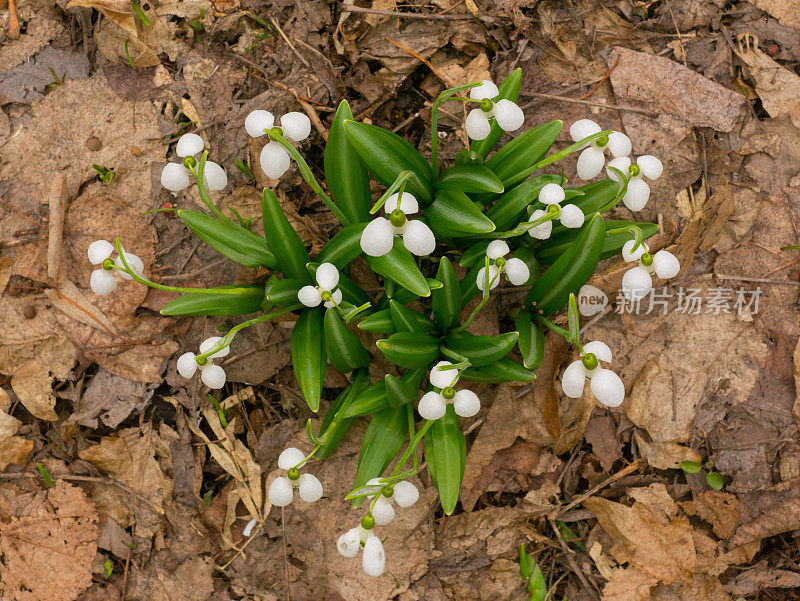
<box><xmin>606</xmin><ymin>155</ymin><xmax>663</xmax><ymax>211</ymax></box>
<box><xmin>476</xmin><ymin>240</ymin><xmax>529</xmax><ymax>291</ymax></box>
<box><xmin>620</xmin><ymin>240</ymin><xmax>680</xmax><ymax>300</ymax></box>
<box><xmin>526</xmin><ymin>184</ymin><xmax>585</xmax><ymax>240</ymax></box>
<box><xmin>561</xmin><ymin>341</ymin><xmax>625</xmax><ymax>407</ymax></box>
<box><xmin>418</xmin><ymin>361</ymin><xmax>480</xmax><ymax>420</ymax></box>
<box><xmin>360</xmin><ymin>192</ymin><xmax>435</xmax><ymax>257</ymax></box>
<box><xmin>176</xmin><ymin>336</ymin><xmax>229</xmax><ymax>389</ymax></box>
<box><xmin>267</xmin><ymin>447</ymin><xmax>323</xmax><ymax>507</ymax></box>
<box><xmin>245</xmin><ymin>110</ymin><xmax>311</xmax><ymax>179</ymax></box>
<box><xmin>364</xmin><ymin>478</ymin><xmax>420</xmax><ymax>525</ymax></box>
<box><xmin>337</xmin><ymin>515</ymin><xmax>385</xmax><ymax>577</ymax></box>
<box><xmin>87</xmin><ymin>239</ymin><xmax>144</xmax><ymax>295</ymax></box>
<box><xmin>160</xmin><ymin>133</ymin><xmax>228</xmax><ymax>192</ymax></box>
<box><xmin>297</xmin><ymin>263</ymin><xmax>342</xmax><ymax>308</ymax></box>
<box><xmin>464</xmin><ymin>80</ymin><xmax>525</xmax><ymax>140</ymax></box>
<box><xmin>569</xmin><ymin>119</ymin><xmax>631</xmax><ymax>180</ymax></box>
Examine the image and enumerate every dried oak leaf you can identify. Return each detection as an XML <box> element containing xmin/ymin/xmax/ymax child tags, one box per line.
<box><xmin>0</xmin><ymin>481</ymin><xmax>99</xmax><ymax>601</ymax></box>
<box><xmin>601</xmin><ymin>567</ymin><xmax>658</xmax><ymax>601</ymax></box>
<box><xmin>679</xmin><ymin>491</ymin><xmax>741</xmax><ymax>539</ymax></box>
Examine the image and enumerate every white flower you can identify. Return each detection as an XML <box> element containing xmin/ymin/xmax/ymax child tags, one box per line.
<box><xmin>87</xmin><ymin>239</ymin><xmax>144</xmax><ymax>295</ymax></box>
<box><xmin>569</xmin><ymin>119</ymin><xmax>631</xmax><ymax>180</ymax></box>
<box><xmin>297</xmin><ymin>263</ymin><xmax>343</xmax><ymax>308</ymax></box>
<box><xmin>620</xmin><ymin>241</ymin><xmax>680</xmax><ymax>300</ymax></box>
<box><xmin>476</xmin><ymin>240</ymin><xmax>530</xmax><ymax>291</ymax></box>
<box><xmin>561</xmin><ymin>341</ymin><xmax>625</xmax><ymax>407</ymax></box>
<box><xmin>464</xmin><ymin>80</ymin><xmax>525</xmax><ymax>141</ymax></box>
<box><xmin>606</xmin><ymin>155</ymin><xmax>663</xmax><ymax>211</ymax></box>
<box><xmin>337</xmin><ymin>523</ymin><xmax>386</xmax><ymax>577</ymax></box>
<box><xmin>160</xmin><ymin>133</ymin><xmax>227</xmax><ymax>193</ymax></box>
<box><xmin>176</xmin><ymin>336</ymin><xmax>230</xmax><ymax>389</ymax></box>
<box><xmin>418</xmin><ymin>361</ymin><xmax>480</xmax><ymax>420</ymax></box>
<box><xmin>364</xmin><ymin>478</ymin><xmax>420</xmax><ymax>525</ymax></box>
<box><xmin>245</xmin><ymin>110</ymin><xmax>311</xmax><ymax>179</ymax></box>
<box><xmin>526</xmin><ymin>184</ymin><xmax>585</xmax><ymax>240</ymax></box>
<box><xmin>360</xmin><ymin>192</ymin><xmax>436</xmax><ymax>257</ymax></box>
<box><xmin>267</xmin><ymin>447</ymin><xmax>323</xmax><ymax>507</ymax></box>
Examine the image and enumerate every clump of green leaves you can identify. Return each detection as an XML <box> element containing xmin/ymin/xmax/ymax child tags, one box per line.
<box><xmin>680</xmin><ymin>460</ymin><xmax>724</xmax><ymax>490</ymax></box>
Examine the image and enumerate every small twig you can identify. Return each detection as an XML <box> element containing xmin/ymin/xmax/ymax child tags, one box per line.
<box><xmin>385</xmin><ymin>36</ymin><xmax>448</xmax><ymax>85</ymax></box>
<box><xmin>548</xmin><ymin>516</ymin><xmax>597</xmax><ymax>597</ymax></box>
<box><xmin>556</xmin><ymin>459</ymin><xmax>642</xmax><ymax>517</ymax></box>
<box><xmin>519</xmin><ymin>92</ymin><xmax>657</xmax><ymax>115</ymax></box>
<box><xmin>341</xmin><ymin>5</ymin><xmax>477</xmax><ymax>21</ymax></box>
<box><xmin>577</xmin><ymin>53</ymin><xmax>619</xmax><ymax>100</ymax></box>
<box><xmin>268</xmin><ymin>16</ymin><xmax>310</xmax><ymax>68</ymax></box>
<box><xmin>7</xmin><ymin>0</ymin><xmax>20</xmax><ymax>39</ymax></box>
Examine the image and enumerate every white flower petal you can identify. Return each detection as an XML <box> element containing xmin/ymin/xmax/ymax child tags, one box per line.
<box><xmin>118</xmin><ymin>251</ymin><xmax>144</xmax><ymax>280</ymax></box>
<box><xmin>621</xmin><ymin>266</ymin><xmax>652</xmax><ymax>300</ymax></box>
<box><xmin>476</xmin><ymin>264</ymin><xmax>500</xmax><ymax>291</ymax></box>
<box><xmin>429</xmin><ymin>361</ymin><xmax>456</xmax><ymax>390</ymax></box>
<box><xmin>245</xmin><ymin>110</ymin><xmax>274</xmax><ymax>137</ymax></box>
<box><xmin>384</xmin><ymin>192</ymin><xmax>419</xmax><ymax>215</ymax></box>
<box><xmin>372</xmin><ymin>497</ymin><xmax>395</xmax><ymax>525</ymax></box>
<box><xmin>200</xmin><ymin>336</ymin><xmax>230</xmax><ymax>359</ymax></box>
<box><xmin>538</xmin><ymin>183</ymin><xmax>565</xmax><ymax>205</ymax></box>
<box><xmin>315</xmin><ymin>262</ymin><xmax>339</xmax><ymax>291</ymax></box>
<box><xmin>562</xmin><ymin>360</ymin><xmax>587</xmax><ymax>398</ymax></box>
<box><xmin>297</xmin><ymin>285</ymin><xmax>322</xmax><ymax>307</ymax></box>
<box><xmin>242</xmin><ymin>518</ymin><xmax>257</xmax><ymax>537</ymax></box>
<box><xmin>559</xmin><ymin>204</ymin><xmax>585</xmax><ymax>229</ymax></box>
<box><xmin>576</xmin><ymin>146</ymin><xmax>605</xmax><ymax>180</ymax></box>
<box><xmin>569</xmin><ymin>119</ymin><xmax>601</xmax><ymax>142</ymax></box>
<box><xmin>503</xmin><ymin>258</ymin><xmax>530</xmax><ymax>285</ymax></box>
<box><xmin>465</xmin><ymin>108</ymin><xmax>492</xmax><ymax>141</ymax></box>
<box><xmin>323</xmin><ymin>288</ymin><xmax>343</xmax><ymax>309</ymax></box>
<box><xmin>453</xmin><ymin>389</ymin><xmax>480</xmax><ymax>418</ymax></box>
<box><xmin>637</xmin><ymin>155</ymin><xmax>663</xmax><ymax>180</ymax></box>
<box><xmin>402</xmin><ymin>220</ymin><xmax>436</xmax><ymax>256</ymax></box>
<box><xmin>268</xmin><ymin>476</ymin><xmax>294</xmax><ymax>507</ymax></box>
<box><xmin>653</xmin><ymin>250</ymin><xmax>680</xmax><ymax>279</ymax></box>
<box><xmin>259</xmin><ymin>141</ymin><xmax>291</xmax><ymax>179</ymax></box>
<box><xmin>200</xmin><ymin>364</ymin><xmax>226</xmax><ymax>389</ymax></box>
<box><xmin>160</xmin><ymin>162</ymin><xmax>191</xmax><ymax>192</ymax></box>
<box><xmin>486</xmin><ymin>240</ymin><xmax>509</xmax><ymax>260</ymax></box>
<box><xmin>90</xmin><ymin>269</ymin><xmax>117</xmax><ymax>295</ymax></box>
<box><xmin>469</xmin><ymin>80</ymin><xmax>499</xmax><ymax>100</ymax></box>
<box><xmin>362</xmin><ymin>534</ymin><xmax>386</xmax><ymax>577</ymax></box>
<box><xmin>176</xmin><ymin>133</ymin><xmax>204</xmax><ymax>158</ymax></box>
<box><xmin>492</xmin><ymin>99</ymin><xmax>524</xmax><ymax>132</ymax></box>
<box><xmin>418</xmin><ymin>391</ymin><xmax>447</xmax><ymax>421</ymax></box>
<box><xmin>337</xmin><ymin>527</ymin><xmax>362</xmax><ymax>558</ymax></box>
<box><xmin>278</xmin><ymin>447</ymin><xmax>306</xmax><ymax>470</ymax></box>
<box><xmin>203</xmin><ymin>161</ymin><xmax>228</xmax><ymax>191</ymax></box>
<box><xmin>605</xmin><ymin>156</ymin><xmax>631</xmax><ymax>182</ymax></box>
<box><xmin>527</xmin><ymin>209</ymin><xmax>552</xmax><ymax>240</ymax></box>
<box><xmin>622</xmin><ymin>177</ymin><xmax>650</xmax><ymax>212</ymax></box>
<box><xmin>361</xmin><ymin>217</ymin><xmax>396</xmax><ymax>257</ymax></box>
<box><xmin>280</xmin><ymin>111</ymin><xmax>312</xmax><ymax>141</ymax></box>
<box><xmin>298</xmin><ymin>473</ymin><xmax>323</xmax><ymax>502</ymax></box>
<box><xmin>583</xmin><ymin>340</ymin><xmax>612</xmax><ymax>364</ymax></box>
<box><xmin>607</xmin><ymin>131</ymin><xmax>632</xmax><ymax>157</ymax></box>
<box><xmin>88</xmin><ymin>240</ymin><xmax>114</xmax><ymax>265</ymax></box>
<box><xmin>392</xmin><ymin>481</ymin><xmax>419</xmax><ymax>508</ymax></box>
<box><xmin>590</xmin><ymin>368</ymin><xmax>625</xmax><ymax>407</ymax></box>
<box><xmin>176</xmin><ymin>352</ymin><xmax>198</xmax><ymax>378</ymax></box>
<box><xmin>621</xmin><ymin>239</ymin><xmax>648</xmax><ymax>263</ymax></box>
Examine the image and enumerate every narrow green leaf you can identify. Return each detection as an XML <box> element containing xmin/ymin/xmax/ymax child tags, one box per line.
<box><xmin>326</xmin><ymin>101</ymin><xmax>372</xmax><ymax>223</ymax></box>
<box><xmin>353</xmin><ymin>406</ymin><xmax>409</xmax><ymax>505</ymax></box>
<box><xmin>291</xmin><ymin>310</ymin><xmax>326</xmax><ymax>411</ymax></box>
<box><xmin>425</xmin><ymin>406</ymin><xmax>466</xmax><ymax>514</ymax></box>
<box><xmin>324</xmin><ymin>308</ymin><xmax>370</xmax><ymax>373</ymax></box>
<box><xmin>431</xmin><ymin>256</ymin><xmax>462</xmax><ymax>330</ymax></box>
<box><xmin>261</xmin><ymin>189</ymin><xmax>311</xmax><ymax>282</ymax></box>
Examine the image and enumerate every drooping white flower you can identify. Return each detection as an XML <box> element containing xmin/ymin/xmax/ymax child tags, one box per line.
<box><xmin>606</xmin><ymin>155</ymin><xmax>663</xmax><ymax>211</ymax></box>
<box><xmin>464</xmin><ymin>80</ymin><xmax>525</xmax><ymax>141</ymax></box>
<box><xmin>561</xmin><ymin>341</ymin><xmax>624</xmax><ymax>407</ymax></box>
<box><xmin>360</xmin><ymin>192</ymin><xmax>436</xmax><ymax>257</ymax></box>
<box><xmin>569</xmin><ymin>119</ymin><xmax>631</xmax><ymax>180</ymax></box>
<box><xmin>418</xmin><ymin>361</ymin><xmax>480</xmax><ymax>420</ymax></box>
<box><xmin>160</xmin><ymin>133</ymin><xmax>228</xmax><ymax>193</ymax></box>
<box><xmin>87</xmin><ymin>239</ymin><xmax>144</xmax><ymax>295</ymax></box>
<box><xmin>526</xmin><ymin>184</ymin><xmax>585</xmax><ymax>240</ymax></box>
<box><xmin>620</xmin><ymin>240</ymin><xmax>680</xmax><ymax>300</ymax></box>
<box><xmin>364</xmin><ymin>478</ymin><xmax>420</xmax><ymax>525</ymax></box>
<box><xmin>337</xmin><ymin>522</ymin><xmax>386</xmax><ymax>577</ymax></box>
<box><xmin>245</xmin><ymin>110</ymin><xmax>312</xmax><ymax>179</ymax></box>
<box><xmin>176</xmin><ymin>336</ymin><xmax>230</xmax><ymax>389</ymax></box>
<box><xmin>476</xmin><ymin>239</ymin><xmax>530</xmax><ymax>291</ymax></box>
<box><xmin>297</xmin><ymin>263</ymin><xmax>343</xmax><ymax>308</ymax></box>
<box><xmin>267</xmin><ymin>447</ymin><xmax>323</xmax><ymax>507</ymax></box>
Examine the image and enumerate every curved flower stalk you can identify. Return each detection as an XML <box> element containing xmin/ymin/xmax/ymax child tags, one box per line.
<box><xmin>569</xmin><ymin>119</ymin><xmax>631</xmax><ymax>180</ymax></box>
<box><xmin>176</xmin><ymin>336</ymin><xmax>229</xmax><ymax>389</ymax></box>
<box><xmin>245</xmin><ymin>110</ymin><xmax>312</xmax><ymax>179</ymax></box>
<box><xmin>621</xmin><ymin>240</ymin><xmax>680</xmax><ymax>300</ymax></box>
<box><xmin>267</xmin><ymin>447</ymin><xmax>323</xmax><ymax>506</ymax></box>
<box><xmin>337</xmin><ymin>515</ymin><xmax>386</xmax><ymax>577</ymax></box>
<box><xmin>527</xmin><ymin>183</ymin><xmax>585</xmax><ymax>240</ymax></box>
<box><xmin>418</xmin><ymin>361</ymin><xmax>480</xmax><ymax>420</ymax></box>
<box><xmin>360</xmin><ymin>192</ymin><xmax>436</xmax><ymax>257</ymax></box>
<box><xmin>561</xmin><ymin>341</ymin><xmax>625</xmax><ymax>407</ymax></box>
<box><xmin>364</xmin><ymin>477</ymin><xmax>419</xmax><ymax>525</ymax></box>
<box><xmin>160</xmin><ymin>133</ymin><xmax>228</xmax><ymax>192</ymax></box>
<box><xmin>476</xmin><ymin>240</ymin><xmax>529</xmax><ymax>291</ymax></box>
<box><xmin>464</xmin><ymin>80</ymin><xmax>525</xmax><ymax>140</ymax></box>
<box><xmin>606</xmin><ymin>155</ymin><xmax>664</xmax><ymax>211</ymax></box>
<box><xmin>297</xmin><ymin>262</ymin><xmax>342</xmax><ymax>308</ymax></box>
<box><xmin>87</xmin><ymin>239</ymin><xmax>144</xmax><ymax>295</ymax></box>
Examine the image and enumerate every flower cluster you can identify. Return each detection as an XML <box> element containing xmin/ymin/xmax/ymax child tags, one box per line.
<box><xmin>267</xmin><ymin>447</ymin><xmax>323</xmax><ymax>506</ymax></box>
<box><xmin>418</xmin><ymin>361</ymin><xmax>480</xmax><ymax>420</ymax></box>
<box><xmin>160</xmin><ymin>133</ymin><xmax>228</xmax><ymax>193</ymax></box>
<box><xmin>476</xmin><ymin>240</ymin><xmax>529</xmax><ymax>291</ymax></box>
<box><xmin>570</xmin><ymin>119</ymin><xmax>631</xmax><ymax>180</ymax></box>
<box><xmin>360</xmin><ymin>192</ymin><xmax>436</xmax><ymax>257</ymax></box>
<box><xmin>246</xmin><ymin>110</ymin><xmax>312</xmax><ymax>179</ymax></box>
<box><xmin>176</xmin><ymin>336</ymin><xmax>229</xmax><ymax>389</ymax></box>
<box><xmin>607</xmin><ymin>155</ymin><xmax>663</xmax><ymax>211</ymax></box>
<box><xmin>621</xmin><ymin>240</ymin><xmax>681</xmax><ymax>300</ymax></box>
<box><xmin>297</xmin><ymin>263</ymin><xmax>342</xmax><ymax>308</ymax></box>
<box><xmin>527</xmin><ymin>183</ymin><xmax>585</xmax><ymax>241</ymax></box>
<box><xmin>87</xmin><ymin>239</ymin><xmax>144</xmax><ymax>295</ymax></box>
<box><xmin>465</xmin><ymin>80</ymin><xmax>525</xmax><ymax>140</ymax></box>
<box><xmin>561</xmin><ymin>341</ymin><xmax>624</xmax><ymax>407</ymax></box>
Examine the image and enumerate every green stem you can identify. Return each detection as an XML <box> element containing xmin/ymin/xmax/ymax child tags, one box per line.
<box><xmin>453</xmin><ymin>257</ymin><xmax>499</xmax><ymax>331</ymax></box>
<box><xmin>370</xmin><ymin>170</ymin><xmax>414</xmax><ymax>215</ymax></box>
<box><xmin>189</xmin><ymin>152</ymin><xmax>227</xmax><ymax>220</ymax></box>
<box><xmin>492</xmin><ymin>210</ymin><xmax>560</xmax><ymax>239</ymax></box>
<box><xmin>535</xmin><ymin>314</ymin><xmax>583</xmax><ymax>351</ymax></box>
<box><xmin>430</xmin><ymin>82</ymin><xmax>483</xmax><ymax>179</ymax></box>
<box><xmin>606</xmin><ymin>224</ymin><xmax>644</xmax><ymax>252</ymax></box>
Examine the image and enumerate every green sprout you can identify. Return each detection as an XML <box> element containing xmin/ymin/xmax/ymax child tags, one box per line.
<box><xmin>92</xmin><ymin>164</ymin><xmax>116</xmax><ymax>184</ymax></box>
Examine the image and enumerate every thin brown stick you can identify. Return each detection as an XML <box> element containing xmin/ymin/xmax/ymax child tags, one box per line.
<box><xmin>268</xmin><ymin>16</ymin><xmax>310</xmax><ymax>68</ymax></box>
<box><xmin>341</xmin><ymin>5</ymin><xmax>476</xmax><ymax>21</ymax></box>
<box><xmin>519</xmin><ymin>92</ymin><xmax>657</xmax><ymax>115</ymax></box>
<box><xmin>576</xmin><ymin>53</ymin><xmax>619</xmax><ymax>100</ymax></box>
<box><xmin>548</xmin><ymin>516</ymin><xmax>598</xmax><ymax>597</ymax></box>
<box><xmin>7</xmin><ymin>0</ymin><xmax>20</xmax><ymax>39</ymax></box>
<box><xmin>385</xmin><ymin>36</ymin><xmax>448</xmax><ymax>85</ymax></box>
<box><xmin>556</xmin><ymin>459</ymin><xmax>642</xmax><ymax>517</ymax></box>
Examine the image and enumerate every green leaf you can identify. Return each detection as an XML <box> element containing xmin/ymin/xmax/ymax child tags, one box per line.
<box><xmin>389</xmin><ymin>299</ymin><xmax>436</xmax><ymax>333</ymax></box>
<box><xmin>326</xmin><ymin>101</ymin><xmax>372</xmax><ymax>223</ymax></box>
<box><xmin>261</xmin><ymin>189</ymin><xmax>311</xmax><ymax>282</ymax></box>
<box><xmin>431</xmin><ymin>257</ymin><xmax>462</xmax><ymax>330</ymax></box>
<box><xmin>461</xmin><ymin>356</ymin><xmax>535</xmax><ymax>383</ymax></box>
<box><xmin>680</xmin><ymin>461</ymin><xmax>701</xmax><ymax>474</ymax></box>
<box><xmin>515</xmin><ymin>311</ymin><xmax>545</xmax><ymax>369</ymax></box>
<box><xmin>527</xmin><ymin>565</ymin><xmax>546</xmax><ymax>601</ymax></box>
<box><xmin>353</xmin><ymin>406</ymin><xmax>409</xmax><ymax>505</ymax></box>
<box><xmin>459</xmin><ymin>241</ymin><xmax>491</xmax><ymax>268</ymax></box>
<box><xmin>343</xmin><ymin>380</ymin><xmax>389</xmax><ymax>418</ymax></box>
<box><xmin>291</xmin><ymin>310</ymin><xmax>326</xmax><ymax>411</ymax></box>
<box><xmin>519</xmin><ymin>543</ymin><xmax>533</xmax><ymax>579</ymax></box>
<box><xmin>425</xmin><ymin>406</ymin><xmax>466</xmax><ymax>514</ymax></box>
<box><xmin>317</xmin><ymin>223</ymin><xmax>367</xmax><ymax>268</ymax></box>
<box><xmin>444</xmin><ymin>332</ymin><xmax>519</xmax><ymax>367</ymax></box>
<box><xmin>308</xmin><ymin>263</ymin><xmax>371</xmax><ymax>307</ymax></box>
<box><xmin>470</xmin><ymin>68</ymin><xmax>522</xmax><ymax>159</ymax></box>
<box><xmin>316</xmin><ymin>371</ymin><xmax>370</xmax><ymax>459</ymax></box>
<box><xmin>324</xmin><ymin>308</ymin><xmax>370</xmax><ymax>373</ymax></box>
<box><xmin>436</xmin><ymin>164</ymin><xmax>504</xmax><ymax>194</ymax></box>
<box><xmin>358</xmin><ymin>309</ymin><xmax>396</xmax><ymax>333</ymax></box>
<box><xmin>160</xmin><ymin>286</ymin><xmax>264</xmax><ymax>316</ymax></box>
<box><xmin>485</xmin><ymin>174</ymin><xmax>564</xmax><ymax>231</ymax></box>
<box><xmin>385</xmin><ymin>372</ymin><xmax>421</xmax><ymax>408</ymax></box>
<box><xmin>376</xmin><ymin>332</ymin><xmax>441</xmax><ymax>369</ymax></box>
<box><xmin>706</xmin><ymin>471</ymin><xmax>724</xmax><ymax>490</ymax></box>
<box><xmin>542</xmin><ymin>179</ymin><xmax>620</xmax><ymax>239</ymax></box>
<box><xmin>568</xmin><ymin>293</ymin><xmax>580</xmax><ymax>342</ymax></box>
<box><xmin>485</xmin><ymin>120</ymin><xmax>563</xmax><ymax>189</ymax></box>
<box><xmin>263</xmin><ymin>278</ymin><xmax>302</xmax><ymax>309</ymax></box>
<box><xmin>426</xmin><ymin>190</ymin><xmax>496</xmax><ymax>238</ymax></box>
<box><xmin>365</xmin><ymin>238</ymin><xmax>431</xmax><ymax>297</ymax></box>
<box><xmin>179</xmin><ymin>210</ymin><xmax>278</xmax><ymax>269</ymax></box>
